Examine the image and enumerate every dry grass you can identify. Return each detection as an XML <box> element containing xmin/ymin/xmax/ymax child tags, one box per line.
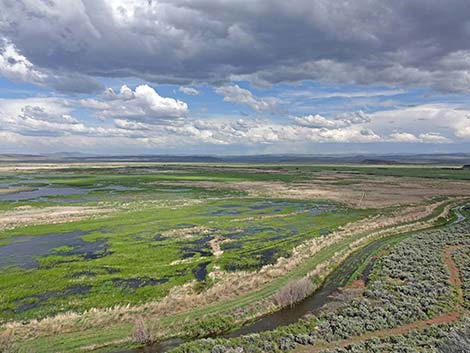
<box><xmin>0</xmin><ymin>329</ymin><xmax>18</xmax><ymax>353</ymax></box>
<box><xmin>209</xmin><ymin>235</ymin><xmax>225</xmax><ymax>257</ymax></box>
<box><xmin>0</xmin><ymin>206</ymin><xmax>113</xmax><ymax>231</ymax></box>
<box><xmin>132</xmin><ymin>316</ymin><xmax>154</xmax><ymax>345</ymax></box>
<box><xmin>272</xmin><ymin>278</ymin><xmax>314</xmax><ymax>307</ymax></box>
<box><xmin>0</xmin><ymin>187</ymin><xmax>34</xmax><ymax>195</ymax></box>
<box><xmin>162</xmin><ymin>226</ymin><xmax>214</xmax><ymax>239</ymax></box>
<box><xmin>230</xmin><ymin>210</ymin><xmax>310</xmax><ymax>223</ymax></box>
<box><xmin>153</xmin><ymin>173</ymin><xmax>470</xmax><ymax>208</ymax></box>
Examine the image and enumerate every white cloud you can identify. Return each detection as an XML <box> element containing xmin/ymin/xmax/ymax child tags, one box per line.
<box><xmin>389</xmin><ymin>132</ymin><xmax>420</xmax><ymax>142</ymax></box>
<box><xmin>368</xmin><ymin>104</ymin><xmax>470</xmax><ymax>141</ymax></box>
<box><xmin>215</xmin><ymin>85</ymin><xmax>278</xmax><ymax>113</ymax></box>
<box><xmin>82</xmin><ymin>84</ymin><xmax>188</xmax><ymax>123</ymax></box>
<box><xmin>292</xmin><ymin>111</ymin><xmax>370</xmax><ymax>129</ymax></box>
<box><xmin>314</xmin><ymin>127</ymin><xmax>381</xmax><ymax>143</ymax></box>
<box><xmin>179</xmin><ymin>86</ymin><xmax>200</xmax><ymax>95</ymax></box>
<box><xmin>293</xmin><ymin>114</ymin><xmax>348</xmax><ymax>129</ymax></box>
<box><xmin>0</xmin><ymin>93</ymin><xmax>469</xmax><ymax>155</ymax></box>
<box><xmin>388</xmin><ymin>131</ymin><xmax>450</xmax><ymax>143</ymax></box>
<box><xmin>0</xmin><ymin>97</ymin><xmax>138</xmax><ymax>138</ymax></box>
<box><xmin>282</xmin><ymin>88</ymin><xmax>405</xmax><ymax>100</ymax></box>
<box><xmin>175</xmin><ymin>117</ymin><xmax>381</xmax><ymax>145</ymax></box>
<box><xmin>419</xmin><ymin>132</ymin><xmax>450</xmax><ymax>143</ymax></box>
<box><xmin>440</xmin><ymin>50</ymin><xmax>470</xmax><ymax>71</ymax></box>
<box><xmin>0</xmin><ymin>38</ymin><xmax>45</xmax><ymax>83</ymax></box>
<box><xmin>113</xmin><ymin>119</ymin><xmax>151</xmax><ymax>131</ymax></box>
<box><xmin>335</xmin><ymin>111</ymin><xmax>372</xmax><ymax>125</ymax></box>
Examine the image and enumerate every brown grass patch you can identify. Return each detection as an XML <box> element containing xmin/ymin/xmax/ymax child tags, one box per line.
<box><xmin>152</xmin><ymin>173</ymin><xmax>470</xmax><ymax>209</ymax></box>
<box><xmin>0</xmin><ymin>206</ymin><xmax>112</xmax><ymax>231</ymax></box>
<box><xmin>273</xmin><ymin>278</ymin><xmax>314</xmax><ymax>307</ymax></box>
<box><xmin>0</xmin><ymin>187</ymin><xmax>34</xmax><ymax>195</ymax></box>
<box><xmin>162</xmin><ymin>226</ymin><xmax>214</xmax><ymax>239</ymax></box>
<box><xmin>209</xmin><ymin>235</ymin><xmax>225</xmax><ymax>257</ymax></box>
<box><xmin>132</xmin><ymin>316</ymin><xmax>154</xmax><ymax>345</ymax></box>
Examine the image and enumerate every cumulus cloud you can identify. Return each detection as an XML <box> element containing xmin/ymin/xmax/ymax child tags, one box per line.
<box><xmin>389</xmin><ymin>132</ymin><xmax>420</xmax><ymax>143</ymax></box>
<box><xmin>0</xmin><ymin>97</ymin><xmax>86</xmax><ymax>136</ymax></box>
<box><xmin>0</xmin><ymin>97</ymin><xmax>142</xmax><ymax>138</ymax></box>
<box><xmin>169</xmin><ymin>117</ymin><xmax>382</xmax><ymax>145</ymax></box>
<box><xmin>367</xmin><ymin>104</ymin><xmax>470</xmax><ymax>141</ymax></box>
<box><xmin>388</xmin><ymin>131</ymin><xmax>449</xmax><ymax>143</ymax></box>
<box><xmin>419</xmin><ymin>132</ymin><xmax>451</xmax><ymax>143</ymax></box>
<box><xmin>215</xmin><ymin>85</ymin><xmax>278</xmax><ymax>113</ymax></box>
<box><xmin>82</xmin><ymin>84</ymin><xmax>188</xmax><ymax>123</ymax></box>
<box><xmin>179</xmin><ymin>86</ymin><xmax>200</xmax><ymax>95</ymax></box>
<box><xmin>293</xmin><ymin>114</ymin><xmax>347</xmax><ymax>129</ymax></box>
<box><xmin>292</xmin><ymin>111</ymin><xmax>370</xmax><ymax>129</ymax></box>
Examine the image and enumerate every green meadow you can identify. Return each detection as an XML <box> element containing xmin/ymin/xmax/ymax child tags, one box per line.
<box><xmin>0</xmin><ymin>165</ymin><xmax>370</xmax><ymax>322</ymax></box>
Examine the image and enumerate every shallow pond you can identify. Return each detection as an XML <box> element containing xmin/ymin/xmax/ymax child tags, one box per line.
<box><xmin>0</xmin><ymin>186</ymin><xmax>90</xmax><ymax>201</ymax></box>
<box><xmin>0</xmin><ymin>231</ymin><xmax>107</xmax><ymax>270</ymax></box>
<box><xmin>0</xmin><ymin>181</ymin><xmax>144</xmax><ymax>202</ymax></box>
<box><xmin>200</xmin><ymin>200</ymin><xmax>336</xmax><ymax>217</ymax></box>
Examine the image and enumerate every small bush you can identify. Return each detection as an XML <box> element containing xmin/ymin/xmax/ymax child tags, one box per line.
<box><xmin>185</xmin><ymin>315</ymin><xmax>235</xmax><ymax>337</ymax></box>
<box><xmin>273</xmin><ymin>278</ymin><xmax>313</xmax><ymax>307</ymax></box>
<box><xmin>132</xmin><ymin>316</ymin><xmax>154</xmax><ymax>345</ymax></box>
<box><xmin>438</xmin><ymin>325</ymin><xmax>470</xmax><ymax>353</ymax></box>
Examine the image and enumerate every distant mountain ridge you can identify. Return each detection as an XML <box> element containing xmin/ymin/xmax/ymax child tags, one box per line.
<box><xmin>2</xmin><ymin>153</ymin><xmax>470</xmax><ymax>165</ymax></box>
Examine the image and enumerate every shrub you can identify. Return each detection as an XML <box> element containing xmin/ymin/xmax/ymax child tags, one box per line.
<box><xmin>273</xmin><ymin>278</ymin><xmax>313</xmax><ymax>307</ymax></box>
<box><xmin>132</xmin><ymin>316</ymin><xmax>154</xmax><ymax>345</ymax></box>
<box><xmin>438</xmin><ymin>325</ymin><xmax>470</xmax><ymax>353</ymax></box>
<box><xmin>184</xmin><ymin>315</ymin><xmax>236</xmax><ymax>338</ymax></box>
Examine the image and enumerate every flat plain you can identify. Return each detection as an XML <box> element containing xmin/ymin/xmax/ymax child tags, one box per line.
<box><xmin>0</xmin><ymin>162</ymin><xmax>469</xmax><ymax>353</ymax></box>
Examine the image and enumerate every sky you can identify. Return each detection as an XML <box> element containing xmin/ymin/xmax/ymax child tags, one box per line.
<box><xmin>0</xmin><ymin>0</ymin><xmax>470</xmax><ymax>155</ymax></box>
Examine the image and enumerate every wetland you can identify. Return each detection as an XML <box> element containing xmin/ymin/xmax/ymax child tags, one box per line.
<box><xmin>0</xmin><ymin>162</ymin><xmax>469</xmax><ymax>353</ymax></box>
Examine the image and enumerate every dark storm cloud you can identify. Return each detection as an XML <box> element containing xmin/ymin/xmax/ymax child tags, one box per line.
<box><xmin>1</xmin><ymin>0</ymin><xmax>470</xmax><ymax>92</ymax></box>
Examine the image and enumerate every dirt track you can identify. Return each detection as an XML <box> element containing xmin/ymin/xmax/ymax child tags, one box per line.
<box><xmin>295</xmin><ymin>245</ymin><xmax>468</xmax><ymax>353</ymax></box>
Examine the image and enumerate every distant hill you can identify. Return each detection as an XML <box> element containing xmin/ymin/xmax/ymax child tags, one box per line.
<box><xmin>0</xmin><ymin>154</ymin><xmax>49</xmax><ymax>162</ymax></box>
<box><xmin>361</xmin><ymin>159</ymin><xmax>401</xmax><ymax>165</ymax></box>
<box><xmin>2</xmin><ymin>153</ymin><xmax>470</xmax><ymax>165</ymax></box>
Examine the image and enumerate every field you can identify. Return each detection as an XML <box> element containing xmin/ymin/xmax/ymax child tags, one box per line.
<box><xmin>0</xmin><ymin>162</ymin><xmax>469</xmax><ymax>353</ymax></box>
